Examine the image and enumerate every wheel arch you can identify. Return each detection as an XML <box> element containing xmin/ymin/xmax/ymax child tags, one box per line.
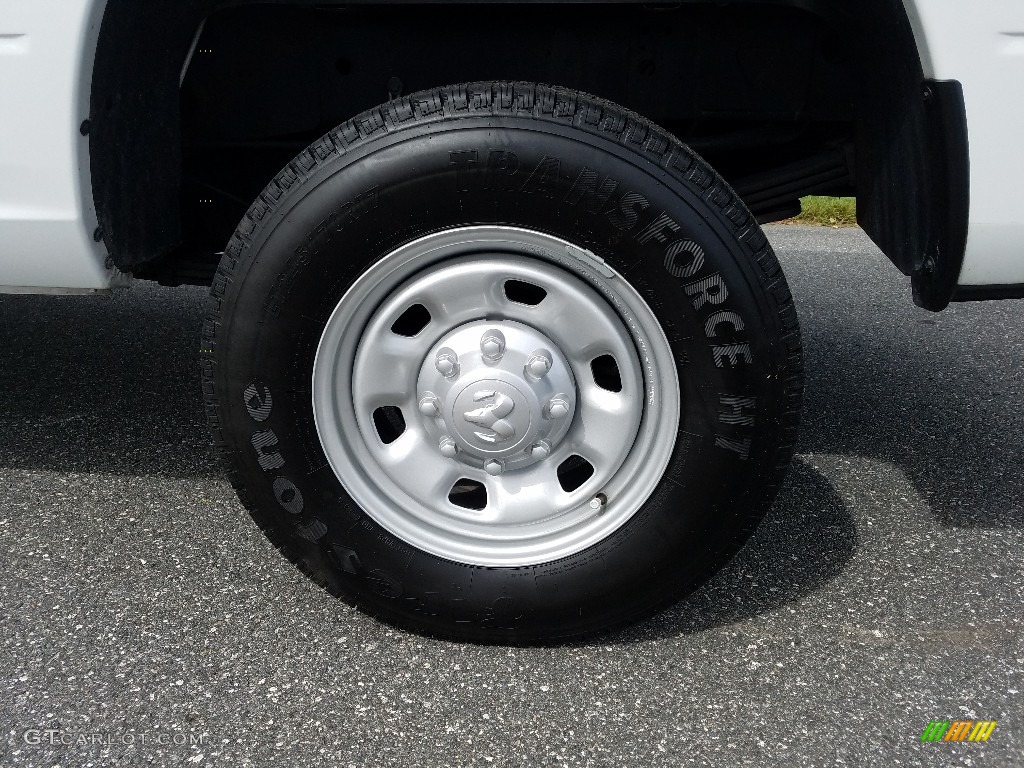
<box><xmin>87</xmin><ymin>0</ymin><xmax>967</xmax><ymax>308</ymax></box>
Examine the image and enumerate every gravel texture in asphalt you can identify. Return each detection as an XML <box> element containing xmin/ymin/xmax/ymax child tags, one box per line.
<box><xmin>0</xmin><ymin>225</ymin><xmax>1021</xmax><ymax>767</ymax></box>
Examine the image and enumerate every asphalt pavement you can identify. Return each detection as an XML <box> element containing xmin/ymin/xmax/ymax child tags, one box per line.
<box><xmin>0</xmin><ymin>225</ymin><xmax>1022</xmax><ymax>767</ymax></box>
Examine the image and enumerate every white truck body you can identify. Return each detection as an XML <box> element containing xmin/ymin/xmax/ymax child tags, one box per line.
<box><xmin>0</xmin><ymin>0</ymin><xmax>107</xmax><ymax>292</ymax></box>
<box><xmin>906</xmin><ymin>2</ymin><xmax>1024</xmax><ymax>286</ymax></box>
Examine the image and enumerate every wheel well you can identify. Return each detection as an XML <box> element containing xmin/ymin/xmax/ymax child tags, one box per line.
<box><xmin>89</xmin><ymin>0</ymin><xmax>951</xmax><ymax>302</ymax></box>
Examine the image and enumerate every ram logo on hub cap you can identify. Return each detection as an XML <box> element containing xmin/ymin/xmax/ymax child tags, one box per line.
<box><xmin>463</xmin><ymin>390</ymin><xmax>516</xmax><ymax>443</ymax></box>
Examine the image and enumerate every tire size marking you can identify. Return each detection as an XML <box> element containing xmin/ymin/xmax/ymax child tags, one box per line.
<box><xmin>267</xmin><ymin>187</ymin><xmax>380</xmax><ymax>318</ymax></box>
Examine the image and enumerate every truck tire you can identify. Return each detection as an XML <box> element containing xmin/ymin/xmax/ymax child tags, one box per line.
<box><xmin>202</xmin><ymin>81</ymin><xmax>802</xmax><ymax>643</ymax></box>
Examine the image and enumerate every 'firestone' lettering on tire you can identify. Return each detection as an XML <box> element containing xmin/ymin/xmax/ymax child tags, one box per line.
<box><xmin>242</xmin><ymin>381</ymin><xmax>321</xmax><ymax>530</ymax></box>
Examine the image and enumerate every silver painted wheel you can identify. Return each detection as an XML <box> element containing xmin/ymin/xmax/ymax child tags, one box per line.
<box><xmin>312</xmin><ymin>226</ymin><xmax>680</xmax><ymax>566</ymax></box>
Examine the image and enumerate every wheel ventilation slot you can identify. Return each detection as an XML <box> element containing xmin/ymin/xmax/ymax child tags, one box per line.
<box><xmin>557</xmin><ymin>455</ymin><xmax>595</xmax><ymax>493</ymax></box>
<box><xmin>503</xmin><ymin>279</ymin><xmax>547</xmax><ymax>306</ymax></box>
<box><xmin>590</xmin><ymin>354</ymin><xmax>622</xmax><ymax>392</ymax></box>
<box><xmin>390</xmin><ymin>304</ymin><xmax>431</xmax><ymax>336</ymax></box>
<box><xmin>448</xmin><ymin>479</ymin><xmax>488</xmax><ymax>510</ymax></box>
<box><xmin>371</xmin><ymin>406</ymin><xmax>406</xmax><ymax>444</ymax></box>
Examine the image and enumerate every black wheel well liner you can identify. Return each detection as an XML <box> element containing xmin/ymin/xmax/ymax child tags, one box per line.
<box><xmin>88</xmin><ymin>0</ymin><xmax>967</xmax><ymax>309</ymax></box>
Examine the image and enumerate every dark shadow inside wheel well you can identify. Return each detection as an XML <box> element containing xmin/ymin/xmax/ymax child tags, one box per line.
<box><xmin>90</xmin><ymin>0</ymin><xmax>938</xmax><ymax>295</ymax></box>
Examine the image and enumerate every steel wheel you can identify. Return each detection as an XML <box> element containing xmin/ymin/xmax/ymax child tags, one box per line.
<box><xmin>312</xmin><ymin>227</ymin><xmax>680</xmax><ymax>566</ymax></box>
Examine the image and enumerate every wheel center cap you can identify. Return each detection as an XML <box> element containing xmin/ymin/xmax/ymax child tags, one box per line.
<box><xmin>452</xmin><ymin>380</ymin><xmax>530</xmax><ymax>452</ymax></box>
<box><xmin>416</xmin><ymin>320</ymin><xmax>577</xmax><ymax>472</ymax></box>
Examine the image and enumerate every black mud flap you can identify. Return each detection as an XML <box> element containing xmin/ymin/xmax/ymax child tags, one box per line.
<box><xmin>911</xmin><ymin>79</ymin><xmax>970</xmax><ymax>311</ymax></box>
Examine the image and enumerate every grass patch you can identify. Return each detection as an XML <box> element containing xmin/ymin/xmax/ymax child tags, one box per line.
<box><xmin>788</xmin><ymin>196</ymin><xmax>857</xmax><ymax>227</ymax></box>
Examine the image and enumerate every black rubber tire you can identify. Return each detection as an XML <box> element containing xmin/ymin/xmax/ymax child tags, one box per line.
<box><xmin>202</xmin><ymin>82</ymin><xmax>803</xmax><ymax>643</ymax></box>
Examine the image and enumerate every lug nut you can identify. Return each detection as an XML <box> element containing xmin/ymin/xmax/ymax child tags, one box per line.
<box><xmin>418</xmin><ymin>394</ymin><xmax>440</xmax><ymax>417</ymax></box>
<box><xmin>484</xmin><ymin>459</ymin><xmax>504</xmax><ymax>476</ymax></box>
<box><xmin>435</xmin><ymin>350</ymin><xmax>460</xmax><ymax>378</ymax></box>
<box><xmin>480</xmin><ymin>330</ymin><xmax>506</xmax><ymax>363</ymax></box>
<box><xmin>544</xmin><ymin>397</ymin><xmax>570</xmax><ymax>419</ymax></box>
<box><xmin>525</xmin><ymin>350</ymin><xmax>552</xmax><ymax>379</ymax></box>
<box><xmin>529</xmin><ymin>442</ymin><xmax>550</xmax><ymax>461</ymax></box>
<box><xmin>439</xmin><ymin>436</ymin><xmax>458</xmax><ymax>458</ymax></box>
